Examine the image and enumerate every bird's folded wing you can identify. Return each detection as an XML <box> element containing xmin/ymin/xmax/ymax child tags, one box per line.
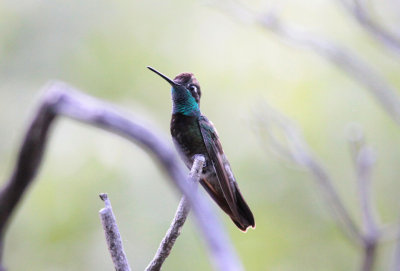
<box><xmin>198</xmin><ymin>115</ymin><xmax>239</xmax><ymax>218</ymax></box>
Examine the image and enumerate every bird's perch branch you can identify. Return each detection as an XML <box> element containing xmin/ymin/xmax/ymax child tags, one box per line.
<box><xmin>146</xmin><ymin>155</ymin><xmax>205</xmax><ymax>271</ymax></box>
<box><xmin>99</xmin><ymin>193</ymin><xmax>131</xmax><ymax>271</ymax></box>
<box><xmin>0</xmin><ymin>81</ymin><xmax>243</xmax><ymax>271</ymax></box>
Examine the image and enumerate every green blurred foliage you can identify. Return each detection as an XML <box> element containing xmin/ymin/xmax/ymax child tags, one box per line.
<box><xmin>0</xmin><ymin>0</ymin><xmax>400</xmax><ymax>270</ymax></box>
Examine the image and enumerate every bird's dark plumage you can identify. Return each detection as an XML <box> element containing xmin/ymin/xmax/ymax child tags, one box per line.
<box><xmin>148</xmin><ymin>66</ymin><xmax>255</xmax><ymax>231</ymax></box>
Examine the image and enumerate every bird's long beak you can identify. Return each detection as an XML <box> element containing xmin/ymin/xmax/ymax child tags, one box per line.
<box><xmin>147</xmin><ymin>66</ymin><xmax>179</xmax><ymax>87</ymax></box>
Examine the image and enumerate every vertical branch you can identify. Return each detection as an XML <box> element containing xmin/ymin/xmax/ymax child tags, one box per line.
<box><xmin>0</xmin><ymin>242</ymin><xmax>3</xmax><ymax>271</ymax></box>
<box><xmin>391</xmin><ymin>217</ymin><xmax>400</xmax><ymax>271</ymax></box>
<box><xmin>361</xmin><ymin>244</ymin><xmax>378</xmax><ymax>271</ymax></box>
<box><xmin>99</xmin><ymin>193</ymin><xmax>131</xmax><ymax>271</ymax></box>
<box><xmin>348</xmin><ymin>124</ymin><xmax>379</xmax><ymax>271</ymax></box>
<box><xmin>0</xmin><ymin>100</ymin><xmax>57</xmax><ymax>270</ymax></box>
<box><xmin>0</xmin><ymin>103</ymin><xmax>56</xmax><ymax>230</ymax></box>
<box><xmin>356</xmin><ymin>146</ymin><xmax>379</xmax><ymax>271</ymax></box>
<box><xmin>145</xmin><ymin>155</ymin><xmax>205</xmax><ymax>271</ymax></box>
<box><xmin>356</xmin><ymin>146</ymin><xmax>378</xmax><ymax>240</ymax></box>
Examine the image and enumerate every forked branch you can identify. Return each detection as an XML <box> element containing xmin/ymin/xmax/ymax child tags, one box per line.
<box><xmin>253</xmin><ymin>104</ymin><xmax>362</xmax><ymax>245</ymax></box>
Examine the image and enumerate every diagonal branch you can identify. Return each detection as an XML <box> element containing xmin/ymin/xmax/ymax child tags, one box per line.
<box><xmin>0</xmin><ymin>81</ymin><xmax>243</xmax><ymax>271</ymax></box>
<box><xmin>254</xmin><ymin>104</ymin><xmax>362</xmax><ymax>245</ymax></box>
<box><xmin>215</xmin><ymin>0</ymin><xmax>400</xmax><ymax>125</ymax></box>
<box><xmin>146</xmin><ymin>155</ymin><xmax>205</xmax><ymax>271</ymax></box>
<box><xmin>337</xmin><ymin>0</ymin><xmax>400</xmax><ymax>57</ymax></box>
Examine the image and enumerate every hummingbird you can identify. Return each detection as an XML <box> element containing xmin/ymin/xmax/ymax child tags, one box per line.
<box><xmin>148</xmin><ymin>66</ymin><xmax>255</xmax><ymax>231</ymax></box>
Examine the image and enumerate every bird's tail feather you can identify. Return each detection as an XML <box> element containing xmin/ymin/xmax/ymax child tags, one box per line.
<box><xmin>200</xmin><ymin>179</ymin><xmax>255</xmax><ymax>232</ymax></box>
<box><xmin>231</xmin><ymin>182</ymin><xmax>255</xmax><ymax>232</ymax></box>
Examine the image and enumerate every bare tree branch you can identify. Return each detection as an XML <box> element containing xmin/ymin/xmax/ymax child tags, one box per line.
<box><xmin>361</xmin><ymin>244</ymin><xmax>378</xmax><ymax>271</ymax></box>
<box><xmin>253</xmin><ymin>104</ymin><xmax>362</xmax><ymax>245</ymax></box>
<box><xmin>391</xmin><ymin>215</ymin><xmax>400</xmax><ymax>271</ymax></box>
<box><xmin>216</xmin><ymin>1</ymin><xmax>400</xmax><ymax>268</ymax></box>
<box><xmin>0</xmin><ymin>243</ymin><xmax>3</xmax><ymax>271</ymax></box>
<box><xmin>347</xmin><ymin>124</ymin><xmax>380</xmax><ymax>240</ymax></box>
<box><xmin>215</xmin><ymin>0</ymin><xmax>400</xmax><ymax>125</ymax></box>
<box><xmin>0</xmin><ymin>95</ymin><xmax>56</xmax><ymax>268</ymax></box>
<box><xmin>337</xmin><ymin>0</ymin><xmax>400</xmax><ymax>57</ymax></box>
<box><xmin>146</xmin><ymin>155</ymin><xmax>205</xmax><ymax>271</ymax></box>
<box><xmin>347</xmin><ymin>125</ymin><xmax>379</xmax><ymax>271</ymax></box>
<box><xmin>256</xmin><ymin>106</ymin><xmax>388</xmax><ymax>269</ymax></box>
<box><xmin>99</xmin><ymin>193</ymin><xmax>131</xmax><ymax>271</ymax></box>
<box><xmin>0</xmin><ymin>81</ymin><xmax>243</xmax><ymax>271</ymax></box>
<box><xmin>356</xmin><ymin>147</ymin><xmax>378</xmax><ymax>238</ymax></box>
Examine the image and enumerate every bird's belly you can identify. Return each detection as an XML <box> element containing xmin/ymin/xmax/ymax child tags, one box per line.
<box><xmin>172</xmin><ymin>130</ymin><xmax>208</xmax><ymax>166</ymax></box>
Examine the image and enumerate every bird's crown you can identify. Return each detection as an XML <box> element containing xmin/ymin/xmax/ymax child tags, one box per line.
<box><xmin>174</xmin><ymin>72</ymin><xmax>201</xmax><ymax>104</ymax></box>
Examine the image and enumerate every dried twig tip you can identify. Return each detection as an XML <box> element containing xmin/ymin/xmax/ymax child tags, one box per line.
<box><xmin>99</xmin><ymin>193</ymin><xmax>111</xmax><ymax>209</ymax></box>
<box><xmin>99</xmin><ymin>193</ymin><xmax>108</xmax><ymax>201</ymax></box>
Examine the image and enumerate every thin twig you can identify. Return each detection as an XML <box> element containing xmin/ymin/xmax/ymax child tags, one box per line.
<box><xmin>347</xmin><ymin>124</ymin><xmax>380</xmax><ymax>241</ymax></box>
<box><xmin>356</xmin><ymin>147</ymin><xmax>378</xmax><ymax>236</ymax></box>
<box><xmin>99</xmin><ymin>193</ymin><xmax>131</xmax><ymax>271</ymax></box>
<box><xmin>337</xmin><ymin>0</ymin><xmax>400</xmax><ymax>57</ymax></box>
<box><xmin>0</xmin><ymin>81</ymin><xmax>243</xmax><ymax>271</ymax></box>
<box><xmin>350</xmin><ymin>132</ymin><xmax>379</xmax><ymax>271</ymax></box>
<box><xmin>254</xmin><ymin>104</ymin><xmax>362</xmax><ymax>245</ymax></box>
<box><xmin>216</xmin><ymin>0</ymin><xmax>400</xmax><ymax>125</ymax></box>
<box><xmin>146</xmin><ymin>155</ymin><xmax>205</xmax><ymax>271</ymax></box>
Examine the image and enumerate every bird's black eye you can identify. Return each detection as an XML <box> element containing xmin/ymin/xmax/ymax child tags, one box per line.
<box><xmin>188</xmin><ymin>84</ymin><xmax>198</xmax><ymax>93</ymax></box>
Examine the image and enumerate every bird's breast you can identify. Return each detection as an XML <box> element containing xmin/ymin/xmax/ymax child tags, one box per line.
<box><xmin>170</xmin><ymin>114</ymin><xmax>208</xmax><ymax>168</ymax></box>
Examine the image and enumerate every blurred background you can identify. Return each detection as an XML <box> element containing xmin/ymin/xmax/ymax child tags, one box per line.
<box><xmin>1</xmin><ymin>0</ymin><xmax>400</xmax><ymax>270</ymax></box>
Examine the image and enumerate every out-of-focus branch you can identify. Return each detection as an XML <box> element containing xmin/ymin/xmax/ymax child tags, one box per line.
<box><xmin>0</xmin><ymin>81</ymin><xmax>243</xmax><ymax>271</ymax></box>
<box><xmin>0</xmin><ymin>243</ymin><xmax>3</xmax><ymax>271</ymax></box>
<box><xmin>391</xmin><ymin>215</ymin><xmax>400</xmax><ymax>271</ymax></box>
<box><xmin>99</xmin><ymin>193</ymin><xmax>131</xmax><ymax>271</ymax></box>
<box><xmin>255</xmin><ymin>105</ymin><xmax>387</xmax><ymax>269</ymax></box>
<box><xmin>253</xmin><ymin>104</ymin><xmax>362</xmax><ymax>245</ymax></box>
<box><xmin>146</xmin><ymin>155</ymin><xmax>205</xmax><ymax>271</ymax></box>
<box><xmin>215</xmin><ymin>0</ymin><xmax>400</xmax><ymax>125</ymax></box>
<box><xmin>347</xmin><ymin>124</ymin><xmax>379</xmax><ymax>271</ymax></box>
<box><xmin>379</xmin><ymin>223</ymin><xmax>400</xmax><ymax>243</ymax></box>
<box><xmin>356</xmin><ymin>146</ymin><xmax>378</xmax><ymax>239</ymax></box>
<box><xmin>337</xmin><ymin>0</ymin><xmax>400</xmax><ymax>57</ymax></box>
<box><xmin>0</xmin><ymin>93</ymin><xmax>56</xmax><ymax>271</ymax></box>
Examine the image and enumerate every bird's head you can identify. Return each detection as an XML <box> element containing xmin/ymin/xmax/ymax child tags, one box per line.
<box><xmin>148</xmin><ymin>66</ymin><xmax>202</xmax><ymax>116</ymax></box>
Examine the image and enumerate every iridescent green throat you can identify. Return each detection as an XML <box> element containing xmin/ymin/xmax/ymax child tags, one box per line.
<box><xmin>171</xmin><ymin>87</ymin><xmax>200</xmax><ymax>117</ymax></box>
